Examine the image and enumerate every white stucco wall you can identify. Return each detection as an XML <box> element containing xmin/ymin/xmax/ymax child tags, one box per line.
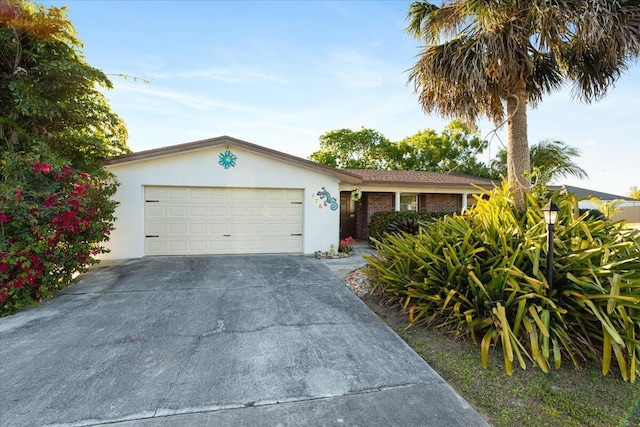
<box><xmin>103</xmin><ymin>145</ymin><xmax>341</xmax><ymax>259</ymax></box>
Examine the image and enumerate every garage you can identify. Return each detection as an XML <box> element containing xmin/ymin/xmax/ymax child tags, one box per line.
<box><xmin>144</xmin><ymin>186</ymin><xmax>303</xmax><ymax>255</ymax></box>
<box><xmin>101</xmin><ymin>136</ymin><xmax>362</xmax><ymax>260</ymax></box>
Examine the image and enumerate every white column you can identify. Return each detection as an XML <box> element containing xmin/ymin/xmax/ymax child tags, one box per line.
<box><xmin>395</xmin><ymin>192</ymin><xmax>401</xmax><ymax>211</ymax></box>
<box><xmin>461</xmin><ymin>193</ymin><xmax>468</xmax><ymax>212</ymax></box>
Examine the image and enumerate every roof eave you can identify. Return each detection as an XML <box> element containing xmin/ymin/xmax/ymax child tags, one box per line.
<box><xmin>102</xmin><ymin>136</ymin><xmax>362</xmax><ymax>184</ymax></box>
<box><xmin>360</xmin><ymin>180</ymin><xmax>497</xmax><ymax>189</ymax></box>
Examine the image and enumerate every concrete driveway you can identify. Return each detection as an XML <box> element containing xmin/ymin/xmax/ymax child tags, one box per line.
<box><xmin>0</xmin><ymin>255</ymin><xmax>487</xmax><ymax>426</ymax></box>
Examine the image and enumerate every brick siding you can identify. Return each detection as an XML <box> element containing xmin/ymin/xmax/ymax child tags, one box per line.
<box><xmin>419</xmin><ymin>193</ymin><xmax>462</xmax><ymax>212</ymax></box>
<box><xmin>355</xmin><ymin>192</ymin><xmax>394</xmax><ymax>240</ymax></box>
<box><xmin>354</xmin><ymin>192</ymin><xmax>464</xmax><ymax>240</ymax></box>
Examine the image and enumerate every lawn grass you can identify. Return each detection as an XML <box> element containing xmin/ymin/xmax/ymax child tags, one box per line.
<box><xmin>362</xmin><ymin>293</ymin><xmax>640</xmax><ymax>427</ymax></box>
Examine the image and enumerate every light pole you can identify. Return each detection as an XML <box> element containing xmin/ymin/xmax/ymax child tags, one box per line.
<box><xmin>542</xmin><ymin>202</ymin><xmax>559</xmax><ymax>290</ymax></box>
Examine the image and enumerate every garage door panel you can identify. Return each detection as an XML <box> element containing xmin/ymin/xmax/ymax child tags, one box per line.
<box><xmin>209</xmin><ymin>223</ymin><xmax>227</xmax><ymax>233</ymax></box>
<box><xmin>229</xmin><ymin>206</ymin><xmax>248</xmax><ymax>217</ymax></box>
<box><xmin>146</xmin><ymin>206</ymin><xmax>166</xmax><ymax>218</ymax></box>
<box><xmin>146</xmin><ymin>241</ymin><xmax>166</xmax><ymax>254</ymax></box>
<box><xmin>208</xmin><ymin>238</ymin><xmax>228</xmax><ymax>250</ymax></box>
<box><xmin>146</xmin><ymin>188</ymin><xmax>166</xmax><ymax>199</ymax></box>
<box><xmin>168</xmin><ymin>189</ymin><xmax>188</xmax><ymax>200</ymax></box>
<box><xmin>247</xmin><ymin>207</ymin><xmax>266</xmax><ymax>217</ymax></box>
<box><xmin>189</xmin><ymin>206</ymin><xmax>207</xmax><ymax>217</ymax></box>
<box><xmin>167</xmin><ymin>241</ymin><xmax>187</xmax><ymax>252</ymax></box>
<box><xmin>189</xmin><ymin>223</ymin><xmax>207</xmax><ymax>234</ymax></box>
<box><xmin>209</xmin><ymin>207</ymin><xmax>227</xmax><ymax>217</ymax></box>
<box><xmin>145</xmin><ymin>187</ymin><xmax>303</xmax><ymax>255</ymax></box>
<box><xmin>167</xmin><ymin>224</ymin><xmax>187</xmax><ymax>234</ymax></box>
<box><xmin>230</xmin><ymin>191</ymin><xmax>250</xmax><ymax>201</ymax></box>
<box><xmin>245</xmin><ymin>190</ymin><xmax>265</xmax><ymax>200</ymax></box>
<box><xmin>189</xmin><ymin>188</ymin><xmax>209</xmax><ymax>200</ymax></box>
<box><xmin>167</xmin><ymin>206</ymin><xmax>187</xmax><ymax>217</ymax></box>
<box><xmin>146</xmin><ymin>223</ymin><xmax>166</xmax><ymax>234</ymax></box>
<box><xmin>188</xmin><ymin>240</ymin><xmax>207</xmax><ymax>251</ymax></box>
<box><xmin>284</xmin><ymin>223</ymin><xmax>302</xmax><ymax>233</ymax></box>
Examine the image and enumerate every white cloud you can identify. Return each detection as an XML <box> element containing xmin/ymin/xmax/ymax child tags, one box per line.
<box><xmin>115</xmin><ymin>82</ymin><xmax>248</xmax><ymax>111</ymax></box>
<box><xmin>326</xmin><ymin>51</ymin><xmax>386</xmax><ymax>89</ymax></box>
<box><xmin>149</xmin><ymin>67</ymin><xmax>289</xmax><ymax>84</ymax></box>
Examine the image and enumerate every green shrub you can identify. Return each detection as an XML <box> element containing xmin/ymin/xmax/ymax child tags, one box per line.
<box><xmin>579</xmin><ymin>208</ymin><xmax>605</xmax><ymax>221</ymax></box>
<box><xmin>365</xmin><ymin>184</ymin><xmax>640</xmax><ymax>382</ymax></box>
<box><xmin>368</xmin><ymin>210</ymin><xmax>448</xmax><ymax>242</ymax></box>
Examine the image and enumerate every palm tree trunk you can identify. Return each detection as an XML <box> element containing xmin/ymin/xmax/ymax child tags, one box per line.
<box><xmin>506</xmin><ymin>80</ymin><xmax>531</xmax><ymax>209</ymax></box>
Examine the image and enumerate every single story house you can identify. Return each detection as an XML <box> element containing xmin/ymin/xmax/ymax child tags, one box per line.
<box><xmin>101</xmin><ymin>136</ymin><xmax>496</xmax><ymax>260</ymax></box>
<box><xmin>550</xmin><ymin>185</ymin><xmax>640</xmax><ymax>223</ymax></box>
<box><xmin>549</xmin><ymin>185</ymin><xmax>638</xmax><ymax>209</ymax></box>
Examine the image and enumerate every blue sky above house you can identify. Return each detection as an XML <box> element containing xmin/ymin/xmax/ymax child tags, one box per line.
<box><xmin>40</xmin><ymin>0</ymin><xmax>640</xmax><ymax>197</ymax></box>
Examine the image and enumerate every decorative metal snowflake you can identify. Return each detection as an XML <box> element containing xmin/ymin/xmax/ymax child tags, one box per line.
<box><xmin>218</xmin><ymin>150</ymin><xmax>237</xmax><ymax>169</ymax></box>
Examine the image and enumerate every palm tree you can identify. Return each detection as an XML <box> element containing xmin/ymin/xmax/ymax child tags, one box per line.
<box><xmin>491</xmin><ymin>140</ymin><xmax>588</xmax><ymax>185</ymax></box>
<box><xmin>406</xmin><ymin>1</ymin><xmax>640</xmax><ymax>208</ymax></box>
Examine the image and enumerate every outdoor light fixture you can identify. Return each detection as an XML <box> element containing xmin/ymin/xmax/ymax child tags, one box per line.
<box><xmin>542</xmin><ymin>201</ymin><xmax>559</xmax><ymax>227</ymax></box>
<box><xmin>542</xmin><ymin>201</ymin><xmax>560</xmax><ymax>290</ymax></box>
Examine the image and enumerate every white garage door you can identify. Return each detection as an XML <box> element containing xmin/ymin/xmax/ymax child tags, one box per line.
<box><xmin>144</xmin><ymin>186</ymin><xmax>303</xmax><ymax>255</ymax></box>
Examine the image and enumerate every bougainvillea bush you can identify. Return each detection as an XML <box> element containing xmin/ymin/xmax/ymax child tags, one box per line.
<box><xmin>0</xmin><ymin>159</ymin><xmax>118</xmax><ymax>316</ymax></box>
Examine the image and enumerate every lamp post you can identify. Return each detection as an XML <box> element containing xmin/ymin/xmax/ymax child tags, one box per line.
<box><xmin>542</xmin><ymin>202</ymin><xmax>560</xmax><ymax>290</ymax></box>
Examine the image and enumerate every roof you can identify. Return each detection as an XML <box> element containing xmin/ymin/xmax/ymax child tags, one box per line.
<box><xmin>102</xmin><ymin>136</ymin><xmax>362</xmax><ymax>184</ymax></box>
<box><xmin>344</xmin><ymin>169</ymin><xmax>498</xmax><ymax>189</ymax></box>
<box><xmin>102</xmin><ymin>136</ymin><xmax>499</xmax><ymax>189</ymax></box>
<box><xmin>549</xmin><ymin>185</ymin><xmax>634</xmax><ymax>201</ymax></box>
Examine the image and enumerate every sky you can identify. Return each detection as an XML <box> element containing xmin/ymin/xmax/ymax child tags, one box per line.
<box><xmin>40</xmin><ymin>0</ymin><xmax>640</xmax><ymax>197</ymax></box>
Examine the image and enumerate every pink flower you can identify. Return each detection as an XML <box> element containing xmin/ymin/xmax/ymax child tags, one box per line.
<box><xmin>16</xmin><ymin>189</ymin><xmax>22</xmax><ymax>202</ymax></box>
<box><xmin>73</xmin><ymin>184</ymin><xmax>86</xmax><ymax>196</ymax></box>
<box><xmin>31</xmin><ymin>162</ymin><xmax>52</xmax><ymax>174</ymax></box>
<box><xmin>0</xmin><ymin>212</ymin><xmax>9</xmax><ymax>223</ymax></box>
<box><xmin>43</xmin><ymin>194</ymin><xmax>58</xmax><ymax>208</ymax></box>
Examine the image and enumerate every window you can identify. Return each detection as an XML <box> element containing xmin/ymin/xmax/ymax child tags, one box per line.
<box><xmin>400</xmin><ymin>194</ymin><xmax>418</xmax><ymax>212</ymax></box>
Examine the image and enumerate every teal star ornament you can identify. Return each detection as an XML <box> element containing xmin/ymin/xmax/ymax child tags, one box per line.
<box><xmin>218</xmin><ymin>150</ymin><xmax>237</xmax><ymax>169</ymax></box>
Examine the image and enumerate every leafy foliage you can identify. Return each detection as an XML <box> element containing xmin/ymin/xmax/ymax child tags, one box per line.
<box><xmin>406</xmin><ymin>0</ymin><xmax>640</xmax><ymax>207</ymax></box>
<box><xmin>1</xmin><ymin>157</ymin><xmax>118</xmax><ymax>315</ymax></box>
<box><xmin>1</xmin><ymin>0</ymin><xmax>129</xmax><ymax>174</ymax></box>
<box><xmin>590</xmin><ymin>198</ymin><xmax>626</xmax><ymax>220</ymax></box>
<box><xmin>309</xmin><ymin>121</ymin><xmax>492</xmax><ymax>176</ymax></box>
<box><xmin>368</xmin><ymin>210</ymin><xmax>448</xmax><ymax>242</ymax></box>
<box><xmin>490</xmin><ymin>140</ymin><xmax>588</xmax><ymax>184</ymax></box>
<box><xmin>309</xmin><ymin>128</ymin><xmax>391</xmax><ymax>169</ymax></box>
<box><xmin>579</xmin><ymin>208</ymin><xmax>605</xmax><ymax>221</ymax></box>
<box><xmin>365</xmin><ymin>184</ymin><xmax>640</xmax><ymax>382</ymax></box>
<box><xmin>386</xmin><ymin>120</ymin><xmax>492</xmax><ymax>176</ymax></box>
<box><xmin>0</xmin><ymin>1</ymin><xmax>130</xmax><ymax>315</ymax></box>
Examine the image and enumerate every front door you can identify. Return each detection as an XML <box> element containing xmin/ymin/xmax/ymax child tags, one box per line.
<box><xmin>339</xmin><ymin>192</ymin><xmax>356</xmax><ymax>240</ymax></box>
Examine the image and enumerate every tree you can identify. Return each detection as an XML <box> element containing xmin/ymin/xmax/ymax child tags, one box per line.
<box><xmin>310</xmin><ymin>121</ymin><xmax>492</xmax><ymax>175</ymax></box>
<box><xmin>406</xmin><ymin>1</ymin><xmax>640</xmax><ymax>208</ymax></box>
<box><xmin>490</xmin><ymin>140</ymin><xmax>588</xmax><ymax>185</ymax></box>
<box><xmin>386</xmin><ymin>120</ymin><xmax>491</xmax><ymax>176</ymax></box>
<box><xmin>589</xmin><ymin>198</ymin><xmax>625</xmax><ymax>220</ymax></box>
<box><xmin>1</xmin><ymin>0</ymin><xmax>129</xmax><ymax>175</ymax></box>
<box><xmin>629</xmin><ymin>186</ymin><xmax>640</xmax><ymax>200</ymax></box>
<box><xmin>309</xmin><ymin>128</ymin><xmax>391</xmax><ymax>169</ymax></box>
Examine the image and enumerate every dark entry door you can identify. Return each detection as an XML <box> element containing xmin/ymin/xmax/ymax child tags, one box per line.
<box><xmin>340</xmin><ymin>192</ymin><xmax>356</xmax><ymax>240</ymax></box>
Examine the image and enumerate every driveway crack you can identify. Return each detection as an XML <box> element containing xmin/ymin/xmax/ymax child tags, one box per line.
<box><xmin>153</xmin><ymin>288</ymin><xmax>228</xmax><ymax>418</ymax></box>
<box><xmin>153</xmin><ymin>334</ymin><xmax>201</xmax><ymax>417</ymax></box>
